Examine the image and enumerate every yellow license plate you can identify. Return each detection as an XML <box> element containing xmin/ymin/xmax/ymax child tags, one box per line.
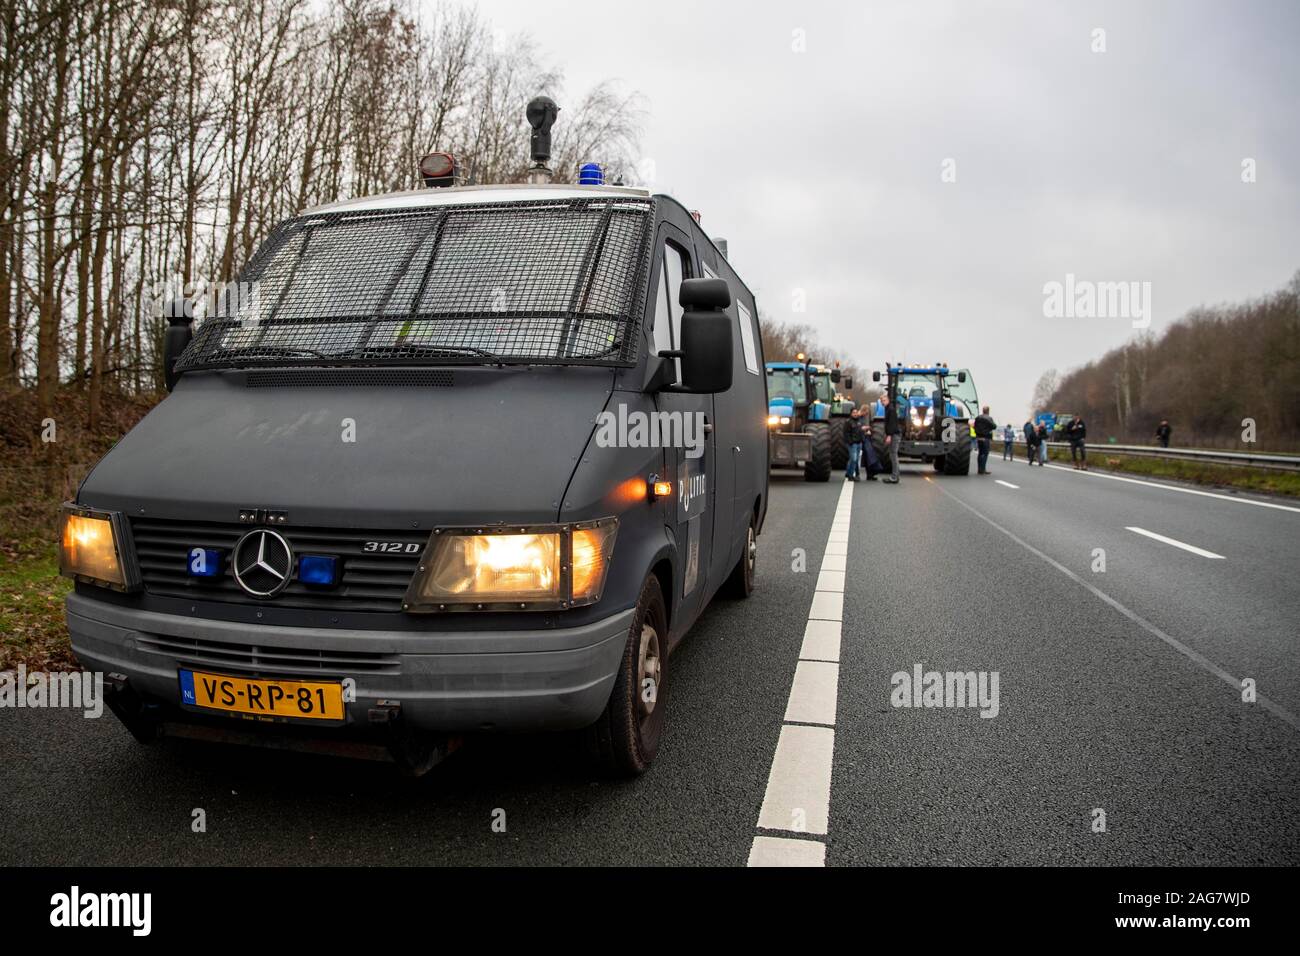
<box><xmin>179</xmin><ymin>669</ymin><xmax>345</xmax><ymax>721</ymax></box>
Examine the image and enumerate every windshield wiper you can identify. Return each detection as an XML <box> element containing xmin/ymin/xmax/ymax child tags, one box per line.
<box><xmin>356</xmin><ymin>343</ymin><xmax>509</xmax><ymax>363</ymax></box>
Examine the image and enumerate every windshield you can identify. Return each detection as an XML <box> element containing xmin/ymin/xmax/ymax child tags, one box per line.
<box><xmin>895</xmin><ymin>375</ymin><xmax>939</xmax><ymax>405</ymax></box>
<box><xmin>767</xmin><ymin>368</ymin><xmax>807</xmax><ymax>404</ymax></box>
<box><xmin>175</xmin><ymin>197</ymin><xmax>655</xmax><ymax>371</ymax></box>
<box><xmin>812</xmin><ymin>372</ymin><xmax>835</xmax><ymax>403</ymax></box>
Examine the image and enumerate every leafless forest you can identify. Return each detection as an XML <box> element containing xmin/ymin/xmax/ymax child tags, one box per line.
<box><xmin>1036</xmin><ymin>272</ymin><xmax>1300</xmax><ymax>448</ymax></box>
<box><xmin>0</xmin><ymin>0</ymin><xmax>643</xmax><ymax>424</ymax></box>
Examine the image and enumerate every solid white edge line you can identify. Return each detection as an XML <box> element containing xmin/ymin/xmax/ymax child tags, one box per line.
<box><xmin>783</xmin><ymin>660</ymin><xmax>839</xmax><ymax>726</ymax></box>
<box><xmin>749</xmin><ymin>480</ymin><xmax>851</xmax><ymax>865</ymax></box>
<box><xmin>747</xmin><ymin>835</ymin><xmax>826</xmax><ymax>867</ymax></box>
<box><xmin>1126</xmin><ymin>526</ymin><xmax>1225</xmax><ymax>559</ymax></box>
<box><xmin>932</xmin><ymin>483</ymin><xmax>1300</xmax><ymax>733</ymax></box>
<box><xmin>799</xmin><ymin>619</ymin><xmax>842</xmax><ymax>662</ymax></box>
<box><xmin>1045</xmin><ymin>463</ymin><xmax>1300</xmax><ymax>514</ymax></box>
<box><xmin>755</xmin><ymin>723</ymin><xmax>836</xmax><ymax>835</ymax></box>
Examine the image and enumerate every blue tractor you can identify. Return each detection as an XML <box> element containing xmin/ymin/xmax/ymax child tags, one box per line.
<box><xmin>766</xmin><ymin>357</ymin><xmax>854</xmax><ymax>481</ymax></box>
<box><xmin>870</xmin><ymin>364</ymin><xmax>979</xmax><ymax>476</ymax></box>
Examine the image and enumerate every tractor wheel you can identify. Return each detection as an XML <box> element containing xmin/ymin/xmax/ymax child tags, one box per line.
<box><xmin>870</xmin><ymin>421</ymin><xmax>890</xmax><ymax>476</ymax></box>
<box><xmin>803</xmin><ymin>422</ymin><xmax>832</xmax><ymax>481</ymax></box>
<box><xmin>943</xmin><ymin>436</ymin><xmax>972</xmax><ymax>475</ymax></box>
<box><xmin>831</xmin><ymin>425</ymin><xmax>849</xmax><ymax>470</ymax></box>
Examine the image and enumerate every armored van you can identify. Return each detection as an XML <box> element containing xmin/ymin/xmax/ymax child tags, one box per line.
<box><xmin>59</xmin><ymin>172</ymin><xmax>769</xmax><ymax>776</ymax></box>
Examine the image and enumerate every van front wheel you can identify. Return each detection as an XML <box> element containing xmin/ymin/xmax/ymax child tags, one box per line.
<box><xmin>722</xmin><ymin>517</ymin><xmax>756</xmax><ymax>598</ymax></box>
<box><xmin>585</xmin><ymin>574</ymin><xmax>669</xmax><ymax>776</ymax></box>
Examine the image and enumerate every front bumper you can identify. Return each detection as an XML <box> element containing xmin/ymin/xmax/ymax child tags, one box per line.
<box><xmin>769</xmin><ymin>430</ymin><xmax>812</xmax><ymax>465</ymax></box>
<box><xmin>896</xmin><ymin>439</ymin><xmax>959</xmax><ymax>459</ymax></box>
<box><xmin>66</xmin><ymin>592</ymin><xmax>632</xmax><ymax>734</ymax></box>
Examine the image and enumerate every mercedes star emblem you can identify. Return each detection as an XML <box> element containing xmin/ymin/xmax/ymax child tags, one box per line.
<box><xmin>232</xmin><ymin>529</ymin><xmax>294</xmax><ymax>598</ymax></box>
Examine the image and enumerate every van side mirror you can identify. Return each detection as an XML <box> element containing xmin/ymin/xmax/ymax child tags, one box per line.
<box><xmin>662</xmin><ymin>278</ymin><xmax>732</xmax><ymax>394</ymax></box>
<box><xmin>163</xmin><ymin>298</ymin><xmax>194</xmax><ymax>391</ymax></box>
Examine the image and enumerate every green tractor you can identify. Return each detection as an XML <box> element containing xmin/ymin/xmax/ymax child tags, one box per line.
<box><xmin>766</xmin><ymin>356</ymin><xmax>855</xmax><ymax>481</ymax></box>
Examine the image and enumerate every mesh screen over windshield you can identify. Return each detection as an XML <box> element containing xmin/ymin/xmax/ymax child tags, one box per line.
<box><xmin>175</xmin><ymin>196</ymin><xmax>656</xmax><ymax>371</ymax></box>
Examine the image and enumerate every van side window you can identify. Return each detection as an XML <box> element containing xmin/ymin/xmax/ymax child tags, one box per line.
<box><xmin>652</xmin><ymin>255</ymin><xmax>673</xmax><ymax>357</ymax></box>
<box><xmin>737</xmin><ymin>301</ymin><xmax>759</xmax><ymax>374</ymax></box>
<box><xmin>664</xmin><ymin>242</ymin><xmax>690</xmax><ymax>351</ymax></box>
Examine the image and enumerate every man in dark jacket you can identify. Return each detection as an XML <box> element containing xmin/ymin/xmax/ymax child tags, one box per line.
<box><xmin>1155</xmin><ymin>419</ymin><xmax>1172</xmax><ymax>448</ymax></box>
<box><xmin>973</xmin><ymin>406</ymin><xmax>997</xmax><ymax>474</ymax></box>
<box><xmin>1066</xmin><ymin>416</ymin><xmax>1088</xmax><ymax>469</ymax></box>
<box><xmin>881</xmin><ymin>392</ymin><xmax>901</xmax><ymax>483</ymax></box>
<box><xmin>1023</xmin><ymin>419</ymin><xmax>1038</xmax><ymax>465</ymax></box>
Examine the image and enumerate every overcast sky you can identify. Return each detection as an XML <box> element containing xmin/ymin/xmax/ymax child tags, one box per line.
<box><xmin>456</xmin><ymin>0</ymin><xmax>1299</xmax><ymax>421</ymax></box>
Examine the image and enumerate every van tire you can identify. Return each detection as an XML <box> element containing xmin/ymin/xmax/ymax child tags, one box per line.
<box><xmin>803</xmin><ymin>422</ymin><xmax>832</xmax><ymax>482</ymax></box>
<box><xmin>722</xmin><ymin>517</ymin><xmax>757</xmax><ymax>598</ymax></box>
<box><xmin>585</xmin><ymin>574</ymin><xmax>669</xmax><ymax>776</ymax></box>
<box><xmin>943</xmin><ymin>436</ymin><xmax>972</xmax><ymax>475</ymax></box>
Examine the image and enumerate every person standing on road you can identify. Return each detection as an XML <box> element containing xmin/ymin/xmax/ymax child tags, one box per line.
<box><xmin>881</xmin><ymin>392</ymin><xmax>901</xmax><ymax>484</ymax></box>
<box><xmin>1023</xmin><ymin>419</ymin><xmax>1038</xmax><ymax>465</ymax></box>
<box><xmin>1066</xmin><ymin>415</ymin><xmax>1088</xmax><ymax>469</ymax></box>
<box><xmin>844</xmin><ymin>407</ymin><xmax>865</xmax><ymax>481</ymax></box>
<box><xmin>1037</xmin><ymin>422</ymin><xmax>1049</xmax><ymax>465</ymax></box>
<box><xmin>1002</xmin><ymin>423</ymin><xmax>1014</xmax><ymax>460</ymax></box>
<box><xmin>1155</xmin><ymin>419</ymin><xmax>1172</xmax><ymax>448</ymax></box>
<box><xmin>974</xmin><ymin>406</ymin><xmax>997</xmax><ymax>475</ymax></box>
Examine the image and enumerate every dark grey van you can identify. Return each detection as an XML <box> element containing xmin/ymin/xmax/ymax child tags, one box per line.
<box><xmin>60</xmin><ymin>183</ymin><xmax>769</xmax><ymax>775</ymax></box>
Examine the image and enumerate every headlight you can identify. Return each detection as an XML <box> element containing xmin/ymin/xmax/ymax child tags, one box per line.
<box><xmin>403</xmin><ymin>518</ymin><xmax>618</xmax><ymax>612</ymax></box>
<box><xmin>58</xmin><ymin>504</ymin><xmax>139</xmax><ymax>591</ymax></box>
<box><xmin>780</xmin><ymin>416</ymin><xmax>791</xmax><ymax>425</ymax></box>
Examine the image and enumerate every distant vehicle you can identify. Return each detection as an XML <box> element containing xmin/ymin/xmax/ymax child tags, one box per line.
<box><xmin>870</xmin><ymin>364</ymin><xmax>979</xmax><ymax>475</ymax></box>
<box><xmin>1035</xmin><ymin>411</ymin><xmax>1074</xmax><ymax>442</ymax></box>
<box><xmin>60</xmin><ymin>98</ymin><xmax>769</xmax><ymax>778</ymax></box>
<box><xmin>766</xmin><ymin>356</ymin><xmax>854</xmax><ymax>481</ymax></box>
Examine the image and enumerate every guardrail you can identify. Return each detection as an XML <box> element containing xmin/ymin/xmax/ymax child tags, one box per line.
<box><xmin>1011</xmin><ymin>440</ymin><xmax>1300</xmax><ymax>472</ymax></box>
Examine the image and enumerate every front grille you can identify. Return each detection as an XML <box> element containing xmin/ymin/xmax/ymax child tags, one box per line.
<box><xmin>131</xmin><ymin>518</ymin><xmax>426</xmax><ymax>613</ymax></box>
<box><xmin>137</xmin><ymin>633</ymin><xmax>400</xmax><ymax>676</ymax></box>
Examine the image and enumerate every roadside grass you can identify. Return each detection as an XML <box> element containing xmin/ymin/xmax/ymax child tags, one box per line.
<box><xmin>1</xmin><ymin>385</ymin><xmax>160</xmax><ymax>670</ymax></box>
<box><xmin>0</xmin><ymin>543</ymin><xmax>74</xmax><ymax>670</ymax></box>
<box><xmin>1043</xmin><ymin>447</ymin><xmax>1300</xmax><ymax>498</ymax></box>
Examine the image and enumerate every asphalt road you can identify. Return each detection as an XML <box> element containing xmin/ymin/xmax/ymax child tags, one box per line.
<box><xmin>3</xmin><ymin>453</ymin><xmax>1298</xmax><ymax>866</ymax></box>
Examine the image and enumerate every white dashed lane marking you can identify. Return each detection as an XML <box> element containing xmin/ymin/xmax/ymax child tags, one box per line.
<box><xmin>1126</xmin><ymin>526</ymin><xmax>1225</xmax><ymax>559</ymax></box>
<box><xmin>995</xmin><ymin>479</ymin><xmax>1019</xmax><ymax>489</ymax></box>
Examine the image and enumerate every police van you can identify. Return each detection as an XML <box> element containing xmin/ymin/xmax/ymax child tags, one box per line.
<box><xmin>59</xmin><ymin>109</ymin><xmax>769</xmax><ymax>776</ymax></box>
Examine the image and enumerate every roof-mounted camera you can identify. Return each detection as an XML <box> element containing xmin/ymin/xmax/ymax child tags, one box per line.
<box><xmin>526</xmin><ymin>95</ymin><xmax>559</xmax><ymax>185</ymax></box>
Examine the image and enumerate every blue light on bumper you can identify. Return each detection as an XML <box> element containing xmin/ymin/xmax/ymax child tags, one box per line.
<box><xmin>187</xmin><ymin>548</ymin><xmax>223</xmax><ymax>578</ymax></box>
<box><xmin>298</xmin><ymin>554</ymin><xmax>338</xmax><ymax>586</ymax></box>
